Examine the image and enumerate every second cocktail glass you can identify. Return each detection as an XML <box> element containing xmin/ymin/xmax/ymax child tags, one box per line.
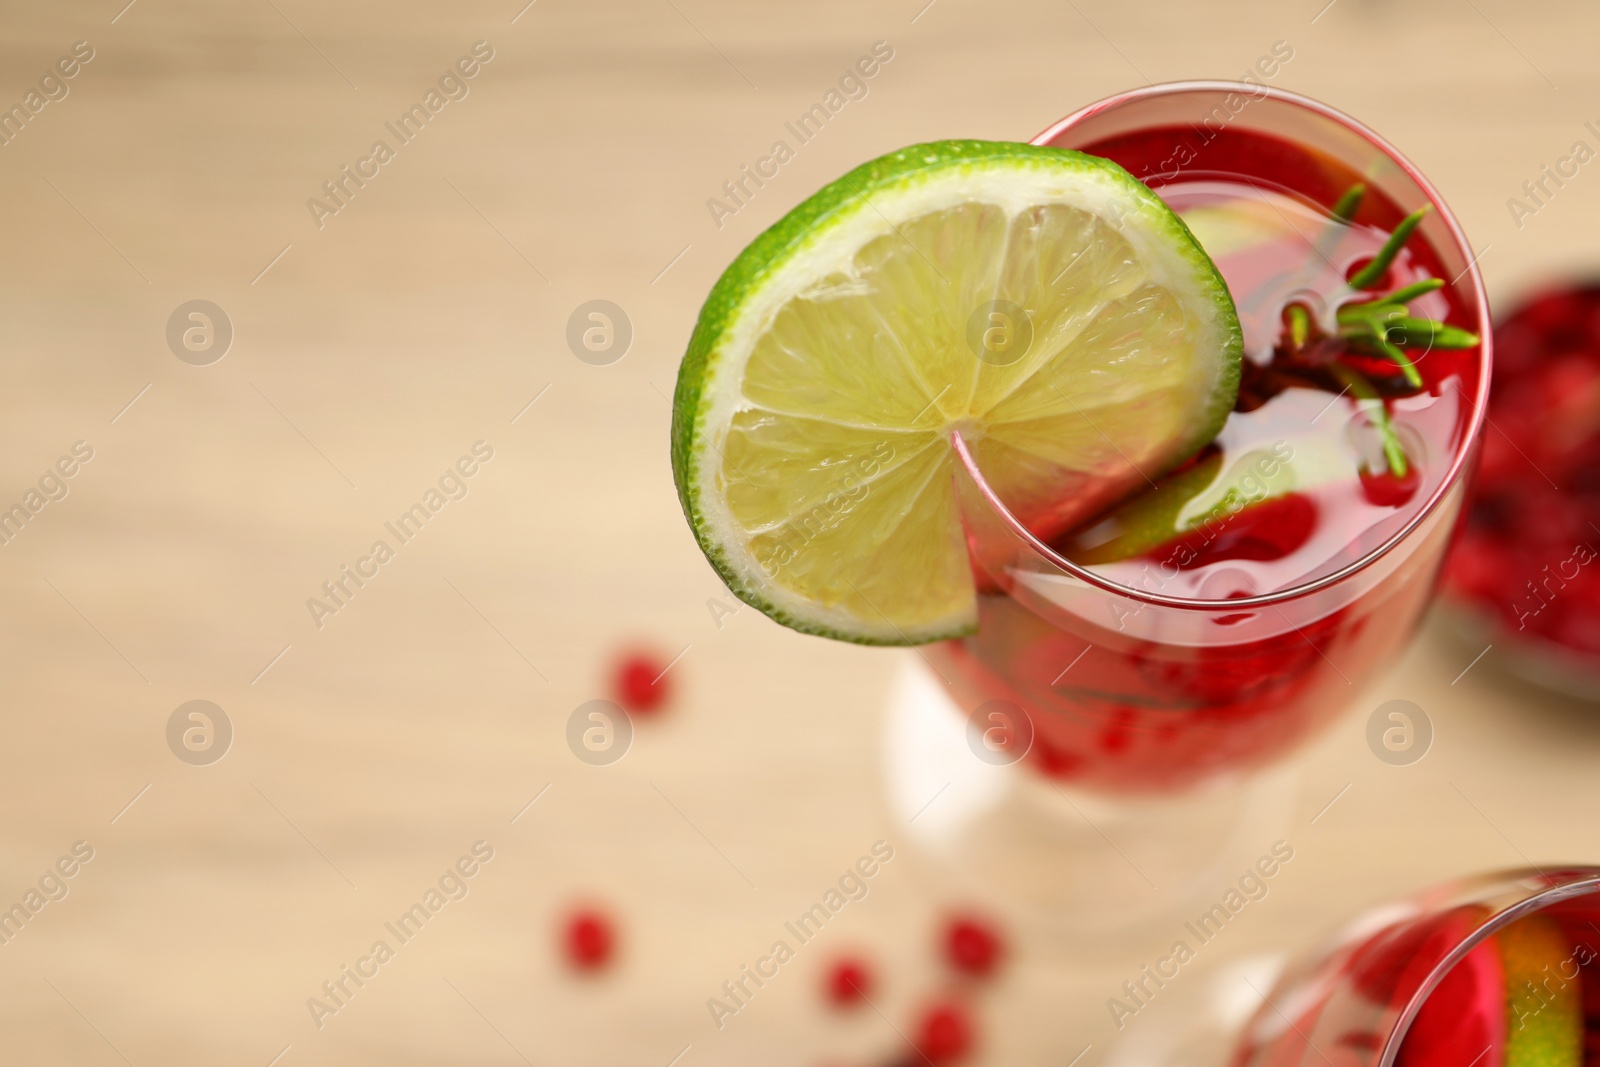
<box><xmin>1234</xmin><ymin>867</ymin><xmax>1600</xmax><ymax>1066</ymax></box>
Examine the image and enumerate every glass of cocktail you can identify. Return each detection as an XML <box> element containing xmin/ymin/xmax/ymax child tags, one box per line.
<box><xmin>1233</xmin><ymin>867</ymin><xmax>1600</xmax><ymax>1067</ymax></box>
<box><xmin>884</xmin><ymin>81</ymin><xmax>1491</xmax><ymax>930</ymax></box>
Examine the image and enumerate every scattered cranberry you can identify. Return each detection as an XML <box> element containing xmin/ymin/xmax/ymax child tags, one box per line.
<box><xmin>913</xmin><ymin>1001</ymin><xmax>974</xmax><ymax>1064</ymax></box>
<box><xmin>943</xmin><ymin>915</ymin><xmax>1004</xmax><ymax>978</ymax></box>
<box><xmin>612</xmin><ymin>651</ymin><xmax>670</xmax><ymax>713</ymax></box>
<box><xmin>1029</xmin><ymin>735</ymin><xmax>1084</xmax><ymax>778</ymax></box>
<box><xmin>562</xmin><ymin>908</ymin><xmax>615</xmax><ymax>971</ymax></box>
<box><xmin>824</xmin><ymin>956</ymin><xmax>873</xmax><ymax>1006</ymax></box>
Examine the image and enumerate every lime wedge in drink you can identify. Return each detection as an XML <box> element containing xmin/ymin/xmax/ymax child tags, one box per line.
<box><xmin>671</xmin><ymin>140</ymin><xmax>1242</xmax><ymax>645</ymax></box>
<box><xmin>1062</xmin><ymin>418</ymin><xmax>1360</xmax><ymax>567</ymax></box>
<box><xmin>1498</xmin><ymin>916</ymin><xmax>1582</xmax><ymax>1067</ymax></box>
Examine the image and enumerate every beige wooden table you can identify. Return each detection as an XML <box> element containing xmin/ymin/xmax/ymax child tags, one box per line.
<box><xmin>0</xmin><ymin>0</ymin><xmax>1598</xmax><ymax>1063</ymax></box>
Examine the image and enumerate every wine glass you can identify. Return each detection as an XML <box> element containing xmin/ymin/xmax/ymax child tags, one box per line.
<box><xmin>1233</xmin><ymin>866</ymin><xmax>1600</xmax><ymax>1066</ymax></box>
<box><xmin>884</xmin><ymin>81</ymin><xmax>1492</xmax><ymax>936</ymax></box>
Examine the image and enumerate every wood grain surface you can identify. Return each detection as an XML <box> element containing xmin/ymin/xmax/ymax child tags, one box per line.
<box><xmin>0</xmin><ymin>0</ymin><xmax>1597</xmax><ymax>1063</ymax></box>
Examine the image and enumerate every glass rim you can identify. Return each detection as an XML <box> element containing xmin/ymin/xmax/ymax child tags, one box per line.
<box><xmin>950</xmin><ymin>79</ymin><xmax>1495</xmax><ymax>612</ymax></box>
<box><xmin>1377</xmin><ymin>866</ymin><xmax>1600</xmax><ymax>1066</ymax></box>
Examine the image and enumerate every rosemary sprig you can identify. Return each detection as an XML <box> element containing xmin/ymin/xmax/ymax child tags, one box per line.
<box><xmin>1372</xmin><ymin>315</ymin><xmax>1480</xmax><ymax>351</ymax></box>
<box><xmin>1273</xmin><ymin>187</ymin><xmax>1481</xmax><ymax>479</ymax></box>
<box><xmin>1348</xmin><ymin>204</ymin><xmax>1430</xmax><ymax>290</ymax></box>
<box><xmin>1286</xmin><ymin>303</ymin><xmax>1311</xmax><ymax>349</ymax></box>
<box><xmin>1334</xmin><ymin>284</ymin><xmax>1479</xmax><ymax>390</ymax></box>
<box><xmin>1330</xmin><ymin>182</ymin><xmax>1366</xmax><ymax>224</ymax></box>
<box><xmin>1328</xmin><ymin>363</ymin><xmax>1409</xmax><ymax>477</ymax></box>
<box><xmin>1315</xmin><ymin>183</ymin><xmax>1366</xmax><ymax>261</ymax></box>
<box><xmin>1328</xmin><ymin>198</ymin><xmax>1479</xmax><ymax>389</ymax></box>
<box><xmin>1385</xmin><ymin>277</ymin><xmax>1446</xmax><ymax>304</ymax></box>
<box><xmin>1337</xmin><ymin>302</ymin><xmax>1425</xmax><ymax>387</ymax></box>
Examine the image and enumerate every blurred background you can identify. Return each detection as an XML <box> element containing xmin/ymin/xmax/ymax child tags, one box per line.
<box><xmin>1</xmin><ymin>0</ymin><xmax>1598</xmax><ymax>1063</ymax></box>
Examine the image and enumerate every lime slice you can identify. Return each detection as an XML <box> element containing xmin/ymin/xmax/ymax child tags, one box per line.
<box><xmin>1063</xmin><ymin>412</ymin><xmax>1357</xmax><ymax>567</ymax></box>
<box><xmin>671</xmin><ymin>140</ymin><xmax>1242</xmax><ymax>645</ymax></box>
<box><xmin>1498</xmin><ymin>916</ymin><xmax>1582</xmax><ymax>1067</ymax></box>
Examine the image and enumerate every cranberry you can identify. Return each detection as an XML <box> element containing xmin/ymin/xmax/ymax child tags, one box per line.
<box><xmin>914</xmin><ymin>1001</ymin><xmax>974</xmax><ymax>1064</ymax></box>
<box><xmin>943</xmin><ymin>915</ymin><xmax>1004</xmax><ymax>978</ymax></box>
<box><xmin>563</xmin><ymin>908</ymin><xmax>615</xmax><ymax>971</ymax></box>
<box><xmin>1029</xmin><ymin>735</ymin><xmax>1084</xmax><ymax>778</ymax></box>
<box><xmin>824</xmin><ymin>956</ymin><xmax>873</xmax><ymax>1006</ymax></box>
<box><xmin>612</xmin><ymin>651</ymin><xmax>670</xmax><ymax>713</ymax></box>
<box><xmin>1359</xmin><ymin>460</ymin><xmax>1421</xmax><ymax>508</ymax></box>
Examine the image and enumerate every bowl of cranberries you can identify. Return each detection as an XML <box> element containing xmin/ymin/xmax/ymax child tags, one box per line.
<box><xmin>1443</xmin><ymin>282</ymin><xmax>1600</xmax><ymax>696</ymax></box>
